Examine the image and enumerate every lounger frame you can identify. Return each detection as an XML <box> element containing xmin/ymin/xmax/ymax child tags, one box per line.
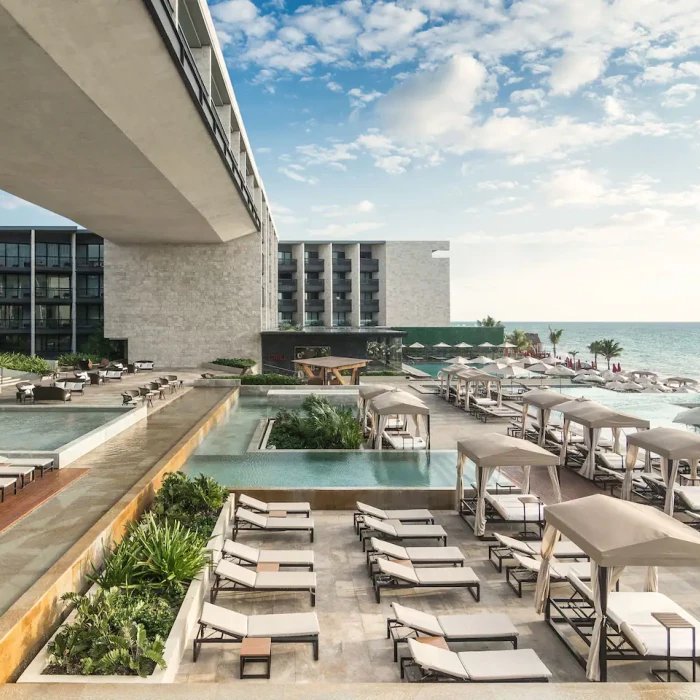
<box><xmin>353</xmin><ymin>510</ymin><xmax>434</xmax><ymax>535</ymax></box>
<box><xmin>210</xmin><ymin>572</ymin><xmax>316</xmax><ymax>606</ymax></box>
<box><xmin>371</xmin><ymin>571</ymin><xmax>480</xmax><ymax>603</ymax></box>
<box><xmin>0</xmin><ymin>480</ymin><xmax>17</xmax><ymax>503</ymax></box>
<box><xmin>232</xmin><ymin>518</ymin><xmax>314</xmax><ymax>542</ymax></box>
<box><xmin>223</xmin><ymin>549</ymin><xmax>314</xmax><ymax>571</ymax></box>
<box><xmin>460</xmin><ymin>495</ymin><xmax>544</xmax><ymax>541</ymax></box>
<box><xmin>399</xmin><ymin>657</ymin><xmax>549</xmax><ymax>683</ymax></box>
<box><xmin>360</xmin><ymin>527</ymin><xmax>447</xmax><ymax>551</ymax></box>
<box><xmin>192</xmin><ymin>619</ymin><xmax>319</xmax><ymax>662</ymax></box>
<box><xmin>366</xmin><ymin>548</ymin><xmax>464</xmax><ymax>575</ymax></box>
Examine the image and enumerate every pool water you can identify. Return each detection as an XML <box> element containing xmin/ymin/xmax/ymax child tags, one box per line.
<box><xmin>408</xmin><ymin>362</ymin><xmax>448</xmax><ymax>377</ymax></box>
<box><xmin>0</xmin><ymin>409</ymin><xmax>127</xmax><ymax>451</ymax></box>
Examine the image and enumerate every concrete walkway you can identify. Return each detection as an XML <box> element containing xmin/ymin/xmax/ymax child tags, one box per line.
<box><xmin>0</xmin><ymin>387</ymin><xmax>229</xmax><ymax>616</ymax></box>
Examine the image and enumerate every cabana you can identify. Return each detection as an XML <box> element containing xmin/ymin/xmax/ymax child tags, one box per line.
<box><xmin>623</xmin><ymin>427</ymin><xmax>700</xmax><ymax>515</ymax></box>
<box><xmin>520</xmin><ymin>390</ymin><xmax>571</xmax><ymax>446</ymax></box>
<box><xmin>438</xmin><ymin>364</ymin><xmax>465</xmax><ymax>400</ymax></box>
<box><xmin>535</xmin><ymin>495</ymin><xmax>700</xmax><ymax>681</ymax></box>
<box><xmin>554</xmin><ymin>400</ymin><xmax>650</xmax><ymax>480</ymax></box>
<box><xmin>456</xmin><ymin>433</ymin><xmax>561</xmax><ymax>537</ymax></box>
<box><xmin>293</xmin><ymin>356</ymin><xmax>368</xmax><ymax>385</ymax></box>
<box><xmin>357</xmin><ymin>384</ymin><xmax>396</xmax><ymax>433</ymax></box>
<box><xmin>369</xmin><ymin>391</ymin><xmax>430</xmax><ymax>450</ymax></box>
<box><xmin>456</xmin><ymin>369</ymin><xmax>502</xmax><ymax>410</ymax></box>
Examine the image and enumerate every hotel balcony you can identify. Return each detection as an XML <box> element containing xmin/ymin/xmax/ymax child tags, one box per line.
<box><xmin>35</xmin><ymin>286</ymin><xmax>72</xmax><ymax>301</ymax></box>
<box><xmin>304</xmin><ymin>258</ymin><xmax>324</xmax><ymax>272</ymax></box>
<box><xmin>360</xmin><ymin>258</ymin><xmax>379</xmax><ymax>272</ymax></box>
<box><xmin>278</xmin><ymin>279</ymin><xmax>297</xmax><ymax>293</ymax></box>
<box><xmin>361</xmin><ymin>280</ymin><xmax>379</xmax><ymax>293</ymax></box>
<box><xmin>333</xmin><ymin>299</ymin><xmax>352</xmax><ymax>312</ymax></box>
<box><xmin>305</xmin><ymin>299</ymin><xmax>324</xmax><ymax>312</ymax></box>
<box><xmin>361</xmin><ymin>299</ymin><xmax>380</xmax><ymax>312</ymax></box>
<box><xmin>332</xmin><ymin>259</ymin><xmax>351</xmax><ymax>272</ymax></box>
<box><xmin>334</xmin><ymin>279</ymin><xmax>351</xmax><ymax>293</ymax></box>
<box><xmin>278</xmin><ymin>299</ymin><xmax>297</xmax><ymax>312</ymax></box>
<box><xmin>305</xmin><ymin>279</ymin><xmax>325</xmax><ymax>292</ymax></box>
<box><xmin>278</xmin><ymin>259</ymin><xmax>297</xmax><ymax>274</ymax></box>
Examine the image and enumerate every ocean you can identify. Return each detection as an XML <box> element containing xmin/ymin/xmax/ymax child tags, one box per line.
<box><xmin>453</xmin><ymin>322</ymin><xmax>700</xmax><ymax>379</ymax></box>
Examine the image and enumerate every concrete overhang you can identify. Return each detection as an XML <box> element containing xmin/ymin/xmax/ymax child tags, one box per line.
<box><xmin>0</xmin><ymin>0</ymin><xmax>258</xmax><ymax>243</ymax></box>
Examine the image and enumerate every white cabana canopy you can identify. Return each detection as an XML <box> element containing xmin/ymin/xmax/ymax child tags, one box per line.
<box><xmin>520</xmin><ymin>389</ymin><xmax>571</xmax><ymax>446</ymax></box>
<box><xmin>439</xmin><ymin>364</ymin><xmax>469</xmax><ymax>399</ymax></box>
<box><xmin>623</xmin><ymin>427</ymin><xmax>700</xmax><ymax>514</ymax></box>
<box><xmin>369</xmin><ymin>391</ymin><xmax>430</xmax><ymax>449</ymax></box>
<box><xmin>455</xmin><ymin>369</ymin><xmax>502</xmax><ymax>409</ymax></box>
<box><xmin>666</xmin><ymin>376</ymin><xmax>698</xmax><ymax>386</ymax></box>
<box><xmin>456</xmin><ymin>433</ymin><xmax>560</xmax><ymax>536</ymax></box>
<box><xmin>357</xmin><ymin>384</ymin><xmax>396</xmax><ymax>431</ymax></box>
<box><xmin>534</xmin><ymin>494</ymin><xmax>700</xmax><ymax>681</ymax></box>
<box><xmin>554</xmin><ymin>399</ymin><xmax>650</xmax><ymax>480</ymax></box>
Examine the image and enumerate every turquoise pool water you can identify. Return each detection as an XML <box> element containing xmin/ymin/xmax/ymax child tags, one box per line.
<box><xmin>0</xmin><ymin>409</ymin><xmax>126</xmax><ymax>451</ymax></box>
<box><xmin>409</xmin><ymin>362</ymin><xmax>447</xmax><ymax>377</ymax></box>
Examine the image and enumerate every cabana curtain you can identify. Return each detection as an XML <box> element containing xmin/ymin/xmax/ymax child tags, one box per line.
<box><xmin>455</xmin><ymin>450</ymin><xmax>468</xmax><ymax>510</ymax></box>
<box><xmin>474</xmin><ymin>465</ymin><xmax>497</xmax><ymax>536</ymax></box>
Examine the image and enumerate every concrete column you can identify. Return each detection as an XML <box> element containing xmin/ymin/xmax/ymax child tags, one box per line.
<box><xmin>239</xmin><ymin>150</ymin><xmax>247</xmax><ymax>179</ymax></box>
<box><xmin>71</xmin><ymin>231</ymin><xmax>77</xmax><ymax>352</ymax></box>
<box><xmin>319</xmin><ymin>243</ymin><xmax>333</xmax><ymax>328</ymax></box>
<box><xmin>30</xmin><ymin>229</ymin><xmax>36</xmax><ymax>355</ymax></box>
<box><xmin>374</xmin><ymin>243</ymin><xmax>387</xmax><ymax>327</ymax></box>
<box><xmin>190</xmin><ymin>46</ymin><xmax>212</xmax><ymax>98</ymax></box>
<box><xmin>293</xmin><ymin>243</ymin><xmax>305</xmax><ymax>326</ymax></box>
<box><xmin>348</xmin><ymin>243</ymin><xmax>361</xmax><ymax>328</ymax></box>
<box><xmin>216</xmin><ymin>105</ymin><xmax>232</xmax><ymax>146</ymax></box>
<box><xmin>230</xmin><ymin>130</ymin><xmax>241</xmax><ymax>164</ymax></box>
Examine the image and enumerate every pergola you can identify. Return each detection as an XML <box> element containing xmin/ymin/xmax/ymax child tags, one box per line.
<box><xmin>455</xmin><ymin>369</ymin><xmax>502</xmax><ymax>410</ymax></box>
<box><xmin>368</xmin><ymin>391</ymin><xmax>430</xmax><ymax>450</ymax></box>
<box><xmin>535</xmin><ymin>495</ymin><xmax>700</xmax><ymax>681</ymax></box>
<box><xmin>554</xmin><ymin>399</ymin><xmax>650</xmax><ymax>480</ymax></box>
<box><xmin>623</xmin><ymin>427</ymin><xmax>700</xmax><ymax>515</ymax></box>
<box><xmin>293</xmin><ymin>356</ymin><xmax>368</xmax><ymax>385</ymax></box>
<box><xmin>356</xmin><ymin>384</ymin><xmax>396</xmax><ymax>433</ymax></box>
<box><xmin>520</xmin><ymin>389</ymin><xmax>571</xmax><ymax>446</ymax></box>
<box><xmin>456</xmin><ymin>433</ymin><xmax>561</xmax><ymax>536</ymax></box>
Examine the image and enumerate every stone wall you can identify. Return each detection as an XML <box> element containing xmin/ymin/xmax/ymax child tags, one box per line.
<box><xmin>104</xmin><ymin>234</ymin><xmax>263</xmax><ymax>367</ymax></box>
<box><xmin>383</xmin><ymin>241</ymin><xmax>450</xmax><ymax>326</ymax></box>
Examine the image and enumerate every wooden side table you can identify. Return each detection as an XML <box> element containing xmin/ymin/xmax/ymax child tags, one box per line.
<box><xmin>650</xmin><ymin>612</ymin><xmax>696</xmax><ymax>682</ymax></box>
<box><xmin>518</xmin><ymin>495</ymin><xmax>543</xmax><ymax>540</ymax></box>
<box><xmin>240</xmin><ymin>637</ymin><xmax>272</xmax><ymax>679</ymax></box>
<box><xmin>268</xmin><ymin>510</ymin><xmax>286</xmax><ymax>518</ymax></box>
<box><xmin>257</xmin><ymin>562</ymin><xmax>279</xmax><ymax>573</ymax></box>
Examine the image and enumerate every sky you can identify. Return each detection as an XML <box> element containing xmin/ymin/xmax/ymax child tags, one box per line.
<box><xmin>2</xmin><ymin>0</ymin><xmax>700</xmax><ymax>322</ymax></box>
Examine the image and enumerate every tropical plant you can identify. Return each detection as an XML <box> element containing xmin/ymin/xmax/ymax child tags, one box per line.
<box><xmin>476</xmin><ymin>316</ymin><xmax>504</xmax><ymax>327</ymax></box>
<box><xmin>569</xmin><ymin>350</ymin><xmax>579</xmax><ymax>365</ymax></box>
<box><xmin>239</xmin><ymin>373</ymin><xmax>302</xmax><ymax>385</ymax></box>
<box><xmin>0</xmin><ymin>352</ymin><xmax>51</xmax><ymax>375</ymax></box>
<box><xmin>505</xmin><ymin>329</ymin><xmax>532</xmax><ymax>354</ymax></box>
<box><xmin>598</xmin><ymin>338</ymin><xmax>624</xmax><ymax>369</ymax></box>
<box><xmin>57</xmin><ymin>352</ymin><xmax>103</xmax><ymax>367</ymax></box>
<box><xmin>548</xmin><ymin>326</ymin><xmax>564</xmax><ymax>357</ymax></box>
<box><xmin>268</xmin><ymin>395</ymin><xmax>363</xmax><ymax>449</ymax></box>
<box><xmin>46</xmin><ymin>588</ymin><xmax>169</xmax><ymax>677</ymax></box>
<box><xmin>587</xmin><ymin>340</ymin><xmax>603</xmax><ymax>367</ymax></box>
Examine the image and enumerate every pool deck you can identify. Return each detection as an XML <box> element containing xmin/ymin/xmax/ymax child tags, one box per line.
<box><xmin>177</xmin><ymin>509</ymin><xmax>700</xmax><ymax>686</ymax></box>
<box><xmin>0</xmin><ymin>386</ymin><xmax>231</xmax><ymax>617</ymax></box>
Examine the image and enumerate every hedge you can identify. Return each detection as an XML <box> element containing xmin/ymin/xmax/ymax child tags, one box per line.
<box><xmin>239</xmin><ymin>373</ymin><xmax>302</xmax><ymax>385</ymax></box>
<box><xmin>212</xmin><ymin>358</ymin><xmax>256</xmax><ymax>369</ymax></box>
<box><xmin>0</xmin><ymin>352</ymin><xmax>51</xmax><ymax>375</ymax></box>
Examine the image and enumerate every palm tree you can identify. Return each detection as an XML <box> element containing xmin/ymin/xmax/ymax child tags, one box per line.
<box><xmin>548</xmin><ymin>326</ymin><xmax>564</xmax><ymax>358</ymax></box>
<box><xmin>587</xmin><ymin>341</ymin><xmax>602</xmax><ymax>368</ymax></box>
<box><xmin>599</xmin><ymin>339</ymin><xmax>623</xmax><ymax>369</ymax></box>
<box><xmin>506</xmin><ymin>329</ymin><xmax>532</xmax><ymax>354</ymax></box>
<box><xmin>477</xmin><ymin>316</ymin><xmax>504</xmax><ymax>328</ymax></box>
<box><xmin>569</xmin><ymin>350</ymin><xmax>579</xmax><ymax>367</ymax></box>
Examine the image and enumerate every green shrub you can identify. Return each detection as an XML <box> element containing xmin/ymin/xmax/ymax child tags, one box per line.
<box><xmin>57</xmin><ymin>352</ymin><xmax>103</xmax><ymax>367</ymax></box>
<box><xmin>240</xmin><ymin>373</ymin><xmax>302</xmax><ymax>385</ymax></box>
<box><xmin>363</xmin><ymin>370</ymin><xmax>405</xmax><ymax>376</ymax></box>
<box><xmin>46</xmin><ymin>588</ymin><xmax>168</xmax><ymax>677</ymax></box>
<box><xmin>268</xmin><ymin>394</ymin><xmax>363</xmax><ymax>449</ymax></box>
<box><xmin>0</xmin><ymin>352</ymin><xmax>51</xmax><ymax>375</ymax></box>
<box><xmin>212</xmin><ymin>357</ymin><xmax>256</xmax><ymax>369</ymax></box>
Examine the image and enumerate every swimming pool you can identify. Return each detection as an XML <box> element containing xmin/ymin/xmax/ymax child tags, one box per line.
<box><xmin>0</xmin><ymin>408</ymin><xmax>129</xmax><ymax>451</ymax></box>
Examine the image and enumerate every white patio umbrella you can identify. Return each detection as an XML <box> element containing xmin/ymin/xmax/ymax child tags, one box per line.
<box><xmin>492</xmin><ymin>356</ymin><xmax>520</xmax><ymax>365</ymax></box>
<box><xmin>433</xmin><ymin>342</ymin><xmax>451</xmax><ymax>348</ymax></box>
<box><xmin>528</xmin><ymin>362</ymin><xmax>549</xmax><ymax>373</ymax></box>
<box><xmin>674</xmin><ymin>386</ymin><xmax>697</xmax><ymax>394</ymax></box>
<box><xmin>521</xmin><ymin>357</ymin><xmax>541</xmax><ymax>367</ymax></box>
<box><xmin>478</xmin><ymin>342</ymin><xmax>496</xmax><ymax>348</ymax></box>
<box><xmin>600</xmin><ymin>370</ymin><xmax>617</xmax><ymax>381</ymax></box>
<box><xmin>541</xmin><ymin>356</ymin><xmax>561</xmax><ymax>365</ymax></box>
<box><xmin>674</xmin><ymin>407</ymin><xmax>700</xmax><ymax>427</ymax></box>
<box><xmin>445</xmin><ymin>356</ymin><xmax>469</xmax><ymax>365</ymax></box>
<box><xmin>545</xmin><ymin>364</ymin><xmax>576</xmax><ymax>391</ymax></box>
<box><xmin>618</xmin><ymin>381</ymin><xmax>643</xmax><ymax>392</ymax></box>
<box><xmin>454</xmin><ymin>342</ymin><xmax>472</xmax><ymax>349</ymax></box>
<box><xmin>408</xmin><ymin>342</ymin><xmax>424</xmax><ymax>349</ymax></box>
<box><xmin>466</xmin><ymin>355</ymin><xmax>493</xmax><ymax>365</ymax></box>
<box><xmin>606</xmin><ymin>381</ymin><xmax>625</xmax><ymax>392</ymax></box>
<box><xmin>581</xmin><ymin>374</ymin><xmax>606</xmax><ymax>384</ymax></box>
<box><xmin>642</xmin><ymin>387</ymin><xmax>663</xmax><ymax>394</ymax></box>
<box><xmin>498</xmin><ymin>341</ymin><xmax>517</xmax><ymax>348</ymax></box>
<box><xmin>481</xmin><ymin>362</ymin><xmax>507</xmax><ymax>373</ymax></box>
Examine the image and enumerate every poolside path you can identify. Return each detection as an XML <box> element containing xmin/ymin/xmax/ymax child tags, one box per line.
<box><xmin>0</xmin><ymin>387</ymin><xmax>229</xmax><ymax>617</ymax></box>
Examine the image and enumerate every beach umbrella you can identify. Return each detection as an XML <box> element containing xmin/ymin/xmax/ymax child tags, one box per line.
<box><xmin>491</xmin><ymin>365</ymin><xmax>530</xmax><ymax>378</ymax></box>
<box><xmin>674</xmin><ymin>407</ymin><xmax>700</xmax><ymax>427</ymax></box>
<box><xmin>433</xmin><ymin>342</ymin><xmax>451</xmax><ymax>348</ymax></box>
<box><xmin>581</xmin><ymin>375</ymin><xmax>606</xmax><ymax>384</ymax></box>
<box><xmin>466</xmin><ymin>355</ymin><xmax>493</xmax><ymax>365</ymax></box>
<box><xmin>408</xmin><ymin>342</ymin><xmax>424</xmax><ymax>349</ymax></box>
<box><xmin>674</xmin><ymin>386</ymin><xmax>697</xmax><ymax>394</ymax></box>
<box><xmin>641</xmin><ymin>387</ymin><xmax>663</xmax><ymax>394</ymax></box>
<box><xmin>655</xmin><ymin>383</ymin><xmax>673</xmax><ymax>393</ymax></box>
<box><xmin>498</xmin><ymin>342</ymin><xmax>517</xmax><ymax>348</ymax></box>
<box><xmin>446</xmin><ymin>356</ymin><xmax>469</xmax><ymax>365</ymax></box>
<box><xmin>528</xmin><ymin>362</ymin><xmax>549</xmax><ymax>373</ymax></box>
<box><xmin>478</xmin><ymin>342</ymin><xmax>496</xmax><ymax>348</ymax></box>
<box><xmin>606</xmin><ymin>381</ymin><xmax>625</xmax><ymax>392</ymax></box>
<box><xmin>454</xmin><ymin>342</ymin><xmax>472</xmax><ymax>349</ymax></box>
<box><xmin>541</xmin><ymin>356</ymin><xmax>561</xmax><ymax>366</ymax></box>
<box><xmin>520</xmin><ymin>356</ymin><xmax>541</xmax><ymax>367</ymax></box>
<box><xmin>481</xmin><ymin>362</ymin><xmax>507</xmax><ymax>372</ymax></box>
<box><xmin>545</xmin><ymin>364</ymin><xmax>576</xmax><ymax>391</ymax></box>
<box><xmin>618</xmin><ymin>381</ymin><xmax>643</xmax><ymax>392</ymax></box>
<box><xmin>600</xmin><ymin>370</ymin><xmax>617</xmax><ymax>381</ymax></box>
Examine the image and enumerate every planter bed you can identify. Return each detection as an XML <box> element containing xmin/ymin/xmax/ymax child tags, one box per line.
<box><xmin>19</xmin><ymin>496</ymin><xmax>234</xmax><ymax>684</ymax></box>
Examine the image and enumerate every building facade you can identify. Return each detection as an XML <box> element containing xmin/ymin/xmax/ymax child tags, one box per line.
<box><xmin>0</xmin><ymin>227</ymin><xmax>104</xmax><ymax>358</ymax></box>
<box><xmin>277</xmin><ymin>240</ymin><xmax>450</xmax><ymax>330</ymax></box>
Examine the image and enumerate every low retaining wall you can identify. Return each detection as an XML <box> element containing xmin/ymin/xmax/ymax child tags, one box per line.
<box><xmin>240</xmin><ymin>384</ymin><xmax>358</xmax><ymax>396</ymax></box>
<box><xmin>0</xmin><ymin>388</ymin><xmax>238</xmax><ymax>684</ymax></box>
<box><xmin>201</xmin><ymin>361</ymin><xmax>259</xmax><ymax>375</ymax></box>
<box><xmin>192</xmin><ymin>378</ymin><xmax>241</xmax><ymax>388</ymax></box>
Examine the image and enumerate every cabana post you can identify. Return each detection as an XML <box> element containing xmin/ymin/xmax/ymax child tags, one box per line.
<box><xmin>368</xmin><ymin>391</ymin><xmax>430</xmax><ymax>450</ymax></box>
<box><xmin>520</xmin><ymin>390</ymin><xmax>570</xmax><ymax>446</ymax></box>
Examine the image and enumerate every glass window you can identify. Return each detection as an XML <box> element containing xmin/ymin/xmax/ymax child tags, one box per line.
<box><xmin>77</xmin><ymin>275</ymin><xmax>103</xmax><ymax>297</ymax></box>
<box><xmin>305</xmin><ymin>272</ymin><xmax>319</xmax><ymax>280</ymax></box>
<box><xmin>333</xmin><ymin>311</ymin><xmax>348</xmax><ymax>325</ymax></box>
<box><xmin>332</xmin><ymin>250</ymin><xmax>345</xmax><ymax>260</ymax></box>
<box><xmin>279</xmin><ymin>272</ymin><xmax>293</xmax><ymax>280</ymax></box>
<box><xmin>278</xmin><ymin>311</ymin><xmax>293</xmax><ymax>323</ymax></box>
<box><xmin>277</xmin><ymin>291</ymin><xmax>293</xmax><ymax>300</ymax></box>
<box><xmin>360</xmin><ymin>271</ymin><xmax>374</xmax><ymax>281</ymax></box>
<box><xmin>361</xmin><ymin>291</ymin><xmax>374</xmax><ymax>301</ymax></box>
<box><xmin>333</xmin><ymin>272</ymin><xmax>346</xmax><ymax>281</ymax></box>
<box><xmin>278</xmin><ymin>250</ymin><xmax>292</xmax><ymax>262</ymax></box>
<box><xmin>36</xmin><ymin>304</ymin><xmax>71</xmax><ymax>328</ymax></box>
<box><xmin>305</xmin><ymin>312</ymin><xmax>320</xmax><ymax>324</ymax></box>
<box><xmin>36</xmin><ymin>335</ymin><xmax>72</xmax><ymax>354</ymax></box>
<box><xmin>76</xmin><ymin>243</ymin><xmax>104</xmax><ymax>267</ymax></box>
<box><xmin>304</xmin><ymin>250</ymin><xmax>319</xmax><ymax>260</ymax></box>
<box><xmin>360</xmin><ymin>250</ymin><xmax>372</xmax><ymax>259</ymax></box>
<box><xmin>305</xmin><ymin>292</ymin><xmax>319</xmax><ymax>300</ymax></box>
<box><xmin>334</xmin><ymin>292</ymin><xmax>346</xmax><ymax>300</ymax></box>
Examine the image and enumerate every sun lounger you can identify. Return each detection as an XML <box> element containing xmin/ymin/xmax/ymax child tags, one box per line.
<box><xmin>387</xmin><ymin>602</ymin><xmax>518</xmax><ymax>661</ymax></box>
<box><xmin>210</xmin><ymin>559</ymin><xmax>317</xmax><ymax>606</ymax></box>
<box><xmin>239</xmin><ymin>493</ymin><xmax>311</xmax><ymax>516</ymax></box>
<box><xmin>360</xmin><ymin>516</ymin><xmax>447</xmax><ymax>550</ymax></box>
<box><xmin>483</xmin><ymin>492</ymin><xmax>545</xmax><ymax>535</ymax></box>
<box><xmin>0</xmin><ymin>466</ymin><xmax>35</xmax><ymax>488</ymax></box>
<box><xmin>354</xmin><ymin>502</ymin><xmax>434</xmax><ymax>533</ymax></box>
<box><xmin>222</xmin><ymin>539</ymin><xmax>314</xmax><ymax>570</ymax></box>
<box><xmin>0</xmin><ymin>455</ymin><xmax>55</xmax><ymax>477</ymax></box>
<box><xmin>233</xmin><ymin>508</ymin><xmax>315</xmax><ymax>542</ymax></box>
<box><xmin>476</xmin><ymin>406</ymin><xmax>522</xmax><ymax>423</ymax></box>
<box><xmin>383</xmin><ymin>432</ymin><xmax>427</xmax><ymax>450</ymax></box>
<box><xmin>401</xmin><ymin>638</ymin><xmax>552</xmax><ymax>682</ymax></box>
<box><xmin>193</xmin><ymin>601</ymin><xmax>320</xmax><ymax>661</ymax></box>
<box><xmin>597</xmin><ymin>452</ymin><xmax>645</xmax><ymax>471</ymax></box>
<box><xmin>488</xmin><ymin>533</ymin><xmax>587</xmax><ymax>572</ymax></box>
<box><xmin>366</xmin><ymin>537</ymin><xmax>465</xmax><ymax>572</ymax></box>
<box><xmin>506</xmin><ymin>552</ymin><xmax>591</xmax><ymax>598</ymax></box>
<box><xmin>0</xmin><ymin>477</ymin><xmax>17</xmax><ymax>502</ymax></box>
<box><xmin>372</xmin><ymin>558</ymin><xmax>480</xmax><ymax>603</ymax></box>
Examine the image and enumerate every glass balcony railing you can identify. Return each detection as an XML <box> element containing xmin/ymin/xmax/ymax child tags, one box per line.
<box><xmin>35</xmin><ymin>318</ymin><xmax>72</xmax><ymax>330</ymax></box>
<box><xmin>0</xmin><ymin>287</ymin><xmax>31</xmax><ymax>299</ymax></box>
<box><xmin>35</xmin><ymin>286</ymin><xmax>72</xmax><ymax>299</ymax></box>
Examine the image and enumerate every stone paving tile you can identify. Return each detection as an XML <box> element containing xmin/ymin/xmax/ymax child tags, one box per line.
<box><xmin>179</xmin><ymin>509</ymin><xmax>700</xmax><ymax>685</ymax></box>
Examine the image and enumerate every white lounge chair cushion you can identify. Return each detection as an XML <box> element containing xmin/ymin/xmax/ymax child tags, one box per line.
<box><xmin>0</xmin><ymin>477</ymin><xmax>17</xmax><ymax>488</ymax></box>
<box><xmin>201</xmin><ymin>602</ymin><xmax>248</xmax><ymax>637</ymax></box>
<box><xmin>370</xmin><ymin>538</ymin><xmax>408</xmax><ymax>559</ymax></box>
<box><xmin>268</xmin><ymin>501</ymin><xmax>311</xmax><ymax>512</ymax></box>
<box><xmin>677</xmin><ymin>486</ymin><xmax>700</xmax><ymax>510</ymax></box>
<box><xmin>237</xmin><ymin>508</ymin><xmax>268</xmax><ymax>527</ymax></box>
<box><xmin>0</xmin><ymin>457</ymin><xmax>53</xmax><ymax>468</ymax></box>
<box><xmin>391</xmin><ymin>602</ymin><xmax>442</xmax><ymax>636</ymax></box>
<box><xmin>488</xmin><ymin>496</ymin><xmax>543</xmax><ymax>522</ymax></box>
<box><xmin>358</xmin><ymin>502</ymin><xmax>387</xmax><ymax>519</ymax></box>
<box><xmin>408</xmin><ymin>638</ymin><xmax>469</xmax><ymax>679</ymax></box>
<box><xmin>383</xmin><ymin>432</ymin><xmax>427</xmax><ymax>450</ymax></box>
<box><xmin>248</xmin><ymin>612</ymin><xmax>320</xmax><ymax>638</ymax></box>
<box><xmin>377</xmin><ymin>559</ymin><xmax>420</xmax><ymax>583</ymax></box>
<box><xmin>513</xmin><ymin>553</ymin><xmax>591</xmax><ymax>581</ymax></box>
<box><xmin>404</xmin><ymin>546</ymin><xmax>464</xmax><ymax>563</ymax></box>
<box><xmin>458</xmin><ymin>649</ymin><xmax>552</xmax><ymax>681</ymax></box>
<box><xmin>394</xmin><ymin>523</ymin><xmax>447</xmax><ymax>538</ymax></box>
<box><xmin>494</xmin><ymin>534</ymin><xmax>536</xmax><ymax>555</ymax></box>
<box><xmin>599</xmin><ymin>453</ymin><xmax>645</xmax><ymax>471</ymax></box>
<box><xmin>217</xmin><ymin>560</ymin><xmax>257</xmax><ymax>587</ymax></box>
<box><xmin>236</xmin><ymin>508</ymin><xmax>315</xmax><ymax>530</ymax></box>
<box><xmin>364</xmin><ymin>516</ymin><xmax>397</xmax><ymax>536</ymax></box>
<box><xmin>223</xmin><ymin>539</ymin><xmax>314</xmax><ymax>566</ymax></box>
<box><xmin>0</xmin><ymin>466</ymin><xmax>34</xmax><ymax>477</ymax></box>
<box><xmin>223</xmin><ymin>540</ymin><xmax>260</xmax><ymax>563</ymax></box>
<box><xmin>385</xmin><ymin>508</ymin><xmax>433</xmax><ymax>521</ymax></box>
<box><xmin>438</xmin><ymin>613</ymin><xmax>518</xmax><ymax>640</ymax></box>
<box><xmin>415</xmin><ymin>567</ymin><xmax>479</xmax><ymax>585</ymax></box>
<box><xmin>255</xmin><ymin>571</ymin><xmax>316</xmax><ymax>589</ymax></box>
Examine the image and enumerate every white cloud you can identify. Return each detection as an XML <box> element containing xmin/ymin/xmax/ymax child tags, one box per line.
<box><xmin>357</xmin><ymin>3</ymin><xmax>427</xmax><ymax>53</ymax></box>
<box><xmin>326</xmin><ymin>81</ymin><xmax>343</xmax><ymax>93</ymax></box>
<box><xmin>510</xmin><ymin>89</ymin><xmax>545</xmax><ymax>105</ymax></box>
<box><xmin>211</xmin><ymin>0</ymin><xmax>259</xmax><ymax>24</ymax></box>
<box><xmin>549</xmin><ymin>51</ymin><xmax>607</xmax><ymax>96</ymax></box>
<box><xmin>476</xmin><ymin>180</ymin><xmax>519</xmax><ymax>191</ymax></box>
<box><xmin>603</xmin><ymin>95</ymin><xmax>625</xmax><ymax>120</ymax></box>
<box><xmin>662</xmin><ymin>83</ymin><xmax>698</xmax><ymax>108</ymax></box>
<box><xmin>374</xmin><ymin>155</ymin><xmax>410</xmax><ymax>174</ymax></box>
<box><xmin>271</xmin><ymin>204</ymin><xmax>307</xmax><ymax>224</ymax></box>
<box><xmin>347</xmin><ymin>87</ymin><xmax>383</xmax><ymax>109</ymax></box>
<box><xmin>543</xmin><ymin>167</ymin><xmax>607</xmax><ymax>206</ymax></box>
<box><xmin>0</xmin><ymin>193</ymin><xmax>31</xmax><ymax>210</ymax></box>
<box><xmin>307</xmin><ymin>221</ymin><xmax>384</xmax><ymax>237</ymax></box>
<box><xmin>311</xmin><ymin>200</ymin><xmax>376</xmax><ymax>217</ymax></box>
<box><xmin>277</xmin><ymin>166</ymin><xmax>319</xmax><ymax>184</ymax></box>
